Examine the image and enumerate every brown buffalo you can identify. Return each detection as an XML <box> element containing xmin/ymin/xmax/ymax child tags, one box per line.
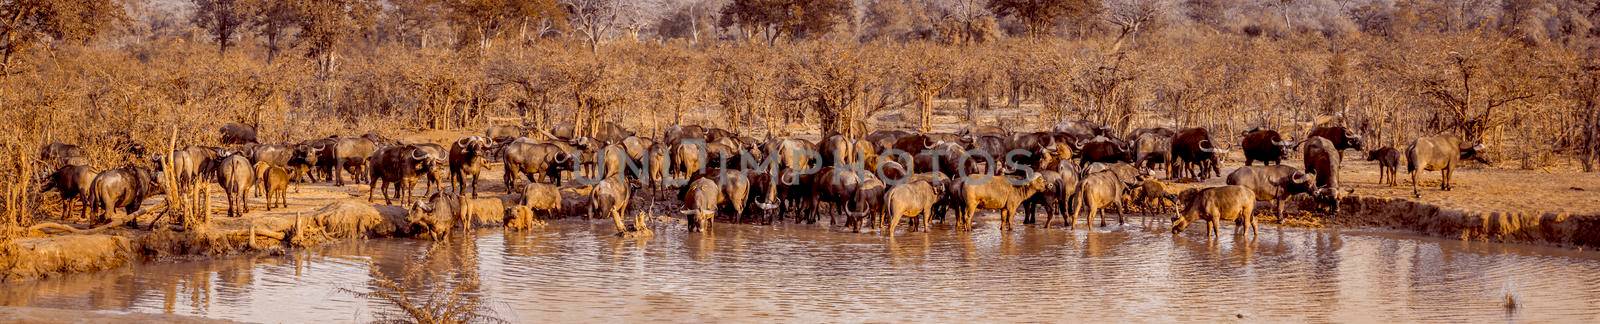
<box><xmin>591</xmin><ymin>177</ymin><xmax>632</xmax><ymax>233</ymax></box>
<box><xmin>957</xmin><ymin>174</ymin><xmax>1048</xmax><ymax>230</ymax></box>
<box><xmin>848</xmin><ymin>174</ymin><xmax>886</xmax><ymax>233</ymax></box>
<box><xmin>1302</xmin><ymin>136</ymin><xmax>1342</xmax><ymax>212</ymax></box>
<box><xmin>408</xmin><ymin>193</ymin><xmax>461</xmax><ymax>240</ymax></box>
<box><xmin>882</xmin><ymin>179</ymin><xmax>944</xmax><ymax>235</ymax></box>
<box><xmin>257</xmin><ymin>162</ymin><xmax>290</xmax><ymax>211</ymax></box>
<box><xmin>87</xmin><ymin>165</ymin><xmax>158</xmax><ymax>225</ymax></box>
<box><xmin>217</xmin><ymin>153</ymin><xmax>255</xmax><ymax>217</ymax></box>
<box><xmin>1172</xmin><ymin>185</ymin><xmax>1257</xmax><ymax>237</ymax></box>
<box><xmin>1407</xmin><ymin>135</ymin><xmax>1487</xmax><ymax>197</ymax></box>
<box><xmin>682</xmin><ymin>178</ymin><xmax>719</xmax><ymax>233</ymax></box>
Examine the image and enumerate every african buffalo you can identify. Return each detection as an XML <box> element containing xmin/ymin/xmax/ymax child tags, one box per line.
<box><xmin>408</xmin><ymin>193</ymin><xmax>461</xmax><ymax>240</ymax></box>
<box><xmin>449</xmin><ymin>136</ymin><xmax>489</xmax><ymax>197</ymax></box>
<box><xmin>503</xmin><ymin>141</ymin><xmax>574</xmax><ymax>189</ymax></box>
<box><xmin>412</xmin><ymin>143</ymin><xmax>449</xmax><ymax>196</ymax></box>
<box><xmin>87</xmin><ymin>165</ymin><xmax>158</xmax><ymax>225</ymax></box>
<box><xmin>1226</xmin><ymin>165</ymin><xmax>1313</xmax><ymax>222</ymax></box>
<box><xmin>331</xmin><ymin>136</ymin><xmax>379</xmax><ymax>186</ymax></box>
<box><xmin>42</xmin><ymin>164</ymin><xmax>96</xmax><ymax>220</ymax></box>
<box><xmin>1073</xmin><ymin>170</ymin><xmax>1131</xmax><ymax>229</ymax></box>
<box><xmin>367</xmin><ymin>145</ymin><xmax>433</xmax><ymax>205</ymax></box>
<box><xmin>1132</xmin><ymin>132</ymin><xmax>1171</xmax><ymax>173</ymax></box>
<box><xmin>882</xmin><ymin>179</ymin><xmax>944</xmax><ymax>235</ymax></box>
<box><xmin>486</xmin><ymin>125</ymin><xmax>523</xmax><ymax>140</ymax></box>
<box><xmin>592</xmin><ymin>177</ymin><xmax>632</xmax><ymax>233</ymax></box>
<box><xmin>258</xmin><ymin>162</ymin><xmax>289</xmax><ymax>211</ymax></box>
<box><xmin>1302</xmin><ymin>136</ymin><xmax>1342</xmax><ymax>211</ymax></box>
<box><xmin>1407</xmin><ymin>135</ymin><xmax>1487</xmax><ymax>197</ymax></box>
<box><xmin>220</xmin><ymin>123</ymin><xmax>258</xmax><ymax>145</ymax></box>
<box><xmin>682</xmin><ymin>178</ymin><xmax>720</xmax><ymax>233</ymax></box>
<box><xmin>1367</xmin><ymin>147</ymin><xmax>1401</xmax><ymax>186</ymax></box>
<box><xmin>1308</xmin><ymin>126</ymin><xmax>1364</xmax><ymax>161</ymax></box>
<box><xmin>39</xmin><ymin>142</ymin><xmax>87</xmax><ymax>169</ymax></box>
<box><xmin>1079</xmin><ymin>137</ymin><xmax>1131</xmax><ymax>165</ymax></box>
<box><xmin>521</xmin><ymin>183</ymin><xmax>561</xmax><ymax>220</ymax></box>
<box><xmin>1240</xmin><ymin>128</ymin><xmax>1295</xmax><ymax>166</ymax></box>
<box><xmin>957</xmin><ymin>174</ymin><xmax>1048</xmax><ymax>231</ymax></box>
<box><xmin>1168</xmin><ymin>127</ymin><xmax>1222</xmax><ymax>180</ymax></box>
<box><xmin>1172</xmin><ymin>185</ymin><xmax>1257</xmax><ymax>237</ymax></box>
<box><xmin>848</xmin><ymin>174</ymin><xmax>886</xmax><ymax>233</ymax></box>
<box><xmin>216</xmin><ymin>153</ymin><xmax>255</xmax><ymax>217</ymax></box>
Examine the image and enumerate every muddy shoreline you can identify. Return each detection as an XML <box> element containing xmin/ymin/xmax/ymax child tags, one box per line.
<box><xmin>3</xmin><ymin>189</ymin><xmax>1596</xmax><ymax>284</ymax></box>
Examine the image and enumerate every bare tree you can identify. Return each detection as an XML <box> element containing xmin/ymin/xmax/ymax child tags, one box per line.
<box><xmin>192</xmin><ymin>0</ymin><xmax>258</xmax><ymax>55</ymax></box>
<box><xmin>564</xmin><ymin>0</ymin><xmax>660</xmax><ymax>53</ymax></box>
<box><xmin>1103</xmin><ymin>0</ymin><xmax>1168</xmax><ymax>52</ymax></box>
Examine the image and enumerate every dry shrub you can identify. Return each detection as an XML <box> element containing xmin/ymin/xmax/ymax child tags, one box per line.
<box><xmin>344</xmin><ymin>239</ymin><xmax>502</xmax><ymax>324</ymax></box>
<box><xmin>313</xmin><ymin>199</ymin><xmax>407</xmax><ymax>239</ymax></box>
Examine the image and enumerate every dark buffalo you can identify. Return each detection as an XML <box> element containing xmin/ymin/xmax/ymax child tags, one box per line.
<box><xmin>664</xmin><ymin>124</ymin><xmax>707</xmax><ymax>147</ymax></box>
<box><xmin>504</xmin><ymin>141</ymin><xmax>574</xmax><ymax>189</ymax></box>
<box><xmin>1240</xmin><ymin>128</ymin><xmax>1295</xmax><ymax>166</ymax></box>
<box><xmin>808</xmin><ymin>166</ymin><xmax>864</xmax><ymax>226</ymax></box>
<box><xmin>1407</xmin><ymin>135</ymin><xmax>1487</xmax><ymax>197</ymax></box>
<box><xmin>42</xmin><ymin>164</ymin><xmax>97</xmax><ymax>220</ymax></box>
<box><xmin>39</xmin><ymin>142</ymin><xmax>87</xmax><ymax>168</ymax></box>
<box><xmin>1127</xmin><ymin>127</ymin><xmax>1176</xmax><ymax>142</ymax></box>
<box><xmin>1302</xmin><ymin>136</ymin><xmax>1342</xmax><ymax>212</ymax></box>
<box><xmin>1225</xmin><ymin>165</ymin><xmax>1313</xmax><ymax>221</ymax></box>
<box><xmin>1168</xmin><ymin>127</ymin><xmax>1221</xmax><ymax>180</ymax></box>
<box><xmin>890</xmin><ymin>133</ymin><xmax>949</xmax><ymax>160</ymax></box>
<box><xmin>450</xmin><ymin>136</ymin><xmax>490</xmax><ymax>197</ymax></box>
<box><xmin>367</xmin><ymin>146</ymin><xmax>431</xmax><ymax>205</ymax></box>
<box><xmin>1307</xmin><ymin>126</ymin><xmax>1364</xmax><ymax>161</ymax></box>
<box><xmin>87</xmin><ymin>165</ymin><xmax>159</xmax><ymax>224</ymax></box>
<box><xmin>412</xmin><ymin>143</ymin><xmax>449</xmax><ymax>196</ymax></box>
<box><xmin>1367</xmin><ymin>147</ymin><xmax>1401</xmax><ymax>186</ymax></box>
<box><xmin>848</xmin><ymin>173</ymin><xmax>886</xmax><ymax>232</ymax></box>
<box><xmin>866</xmin><ymin>130</ymin><xmax>912</xmax><ymax>153</ymax></box>
<box><xmin>1131</xmin><ymin>132</ymin><xmax>1171</xmax><ymax>173</ymax></box>
<box><xmin>1171</xmin><ymin>185</ymin><xmax>1257</xmax><ymax>237</ymax></box>
<box><xmin>220</xmin><ymin>123</ymin><xmax>258</xmax><ymax>145</ymax></box>
<box><xmin>819</xmin><ymin>135</ymin><xmax>855</xmax><ymax>168</ymax></box>
<box><xmin>1079</xmin><ymin>137</ymin><xmax>1131</xmax><ymax>165</ymax></box>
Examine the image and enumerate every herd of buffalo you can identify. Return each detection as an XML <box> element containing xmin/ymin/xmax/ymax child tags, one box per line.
<box><xmin>34</xmin><ymin>120</ymin><xmax>1490</xmax><ymax>238</ymax></box>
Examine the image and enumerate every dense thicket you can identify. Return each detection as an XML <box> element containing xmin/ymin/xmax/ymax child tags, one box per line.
<box><xmin>1</xmin><ymin>0</ymin><xmax>1598</xmax><ymax>225</ymax></box>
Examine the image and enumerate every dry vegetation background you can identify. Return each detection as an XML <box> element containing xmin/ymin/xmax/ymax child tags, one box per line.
<box><xmin>1</xmin><ymin>0</ymin><xmax>1598</xmax><ymax>230</ymax></box>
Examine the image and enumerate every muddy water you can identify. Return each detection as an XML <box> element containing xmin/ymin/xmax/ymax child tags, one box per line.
<box><xmin>5</xmin><ymin>220</ymin><xmax>1600</xmax><ymax>322</ymax></box>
